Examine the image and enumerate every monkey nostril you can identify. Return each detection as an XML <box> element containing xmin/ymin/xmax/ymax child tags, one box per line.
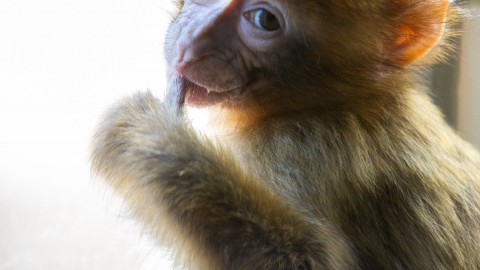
<box><xmin>175</xmin><ymin>62</ymin><xmax>186</xmax><ymax>75</ymax></box>
<box><xmin>174</xmin><ymin>47</ymin><xmax>199</xmax><ymax>76</ymax></box>
<box><xmin>174</xmin><ymin>42</ymin><xmax>188</xmax><ymax>75</ymax></box>
<box><xmin>175</xmin><ymin>56</ymin><xmax>200</xmax><ymax>76</ymax></box>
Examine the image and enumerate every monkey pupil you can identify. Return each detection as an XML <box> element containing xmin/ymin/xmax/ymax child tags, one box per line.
<box><xmin>259</xmin><ymin>9</ymin><xmax>279</xmax><ymax>31</ymax></box>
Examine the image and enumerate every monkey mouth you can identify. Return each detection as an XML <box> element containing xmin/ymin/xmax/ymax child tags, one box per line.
<box><xmin>183</xmin><ymin>79</ymin><xmax>243</xmax><ymax>107</ymax></box>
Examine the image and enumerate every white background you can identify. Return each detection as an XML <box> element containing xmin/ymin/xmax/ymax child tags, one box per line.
<box><xmin>0</xmin><ymin>1</ymin><xmax>478</xmax><ymax>270</ymax></box>
<box><xmin>0</xmin><ymin>1</ymin><xmax>174</xmax><ymax>269</ymax></box>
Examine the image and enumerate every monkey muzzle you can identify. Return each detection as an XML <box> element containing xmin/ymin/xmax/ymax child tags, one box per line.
<box><xmin>173</xmin><ymin>54</ymin><xmax>248</xmax><ymax>107</ymax></box>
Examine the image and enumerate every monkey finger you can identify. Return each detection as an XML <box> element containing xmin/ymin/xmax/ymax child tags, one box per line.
<box><xmin>164</xmin><ymin>74</ymin><xmax>186</xmax><ymax>116</ymax></box>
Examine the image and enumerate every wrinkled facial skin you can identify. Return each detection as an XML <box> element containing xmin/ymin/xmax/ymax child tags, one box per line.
<box><xmin>165</xmin><ymin>0</ymin><xmax>294</xmax><ymax>107</ymax></box>
<box><xmin>164</xmin><ymin>1</ymin><xmax>399</xmax><ymax>112</ymax></box>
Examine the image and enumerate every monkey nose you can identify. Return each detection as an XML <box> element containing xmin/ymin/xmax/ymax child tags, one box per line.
<box><xmin>174</xmin><ymin>42</ymin><xmax>189</xmax><ymax>75</ymax></box>
<box><xmin>174</xmin><ymin>50</ymin><xmax>196</xmax><ymax>76</ymax></box>
<box><xmin>174</xmin><ymin>52</ymin><xmax>187</xmax><ymax>75</ymax></box>
<box><xmin>175</xmin><ymin>62</ymin><xmax>186</xmax><ymax>76</ymax></box>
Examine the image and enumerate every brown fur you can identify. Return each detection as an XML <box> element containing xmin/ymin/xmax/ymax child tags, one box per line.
<box><xmin>91</xmin><ymin>1</ymin><xmax>480</xmax><ymax>269</ymax></box>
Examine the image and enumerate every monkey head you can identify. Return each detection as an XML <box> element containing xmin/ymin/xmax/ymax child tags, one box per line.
<box><xmin>165</xmin><ymin>0</ymin><xmax>457</xmax><ymax>114</ymax></box>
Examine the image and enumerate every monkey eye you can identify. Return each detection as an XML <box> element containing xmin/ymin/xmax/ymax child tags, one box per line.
<box><xmin>244</xmin><ymin>8</ymin><xmax>280</xmax><ymax>32</ymax></box>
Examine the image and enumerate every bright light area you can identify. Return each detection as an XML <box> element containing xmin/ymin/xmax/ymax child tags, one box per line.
<box><xmin>0</xmin><ymin>0</ymin><xmax>175</xmax><ymax>269</ymax></box>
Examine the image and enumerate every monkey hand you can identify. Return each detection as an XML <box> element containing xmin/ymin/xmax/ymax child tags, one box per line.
<box><xmin>90</xmin><ymin>91</ymin><xmax>357</xmax><ymax>270</ymax></box>
<box><xmin>90</xmin><ymin>91</ymin><xmax>181</xmax><ymax>190</ymax></box>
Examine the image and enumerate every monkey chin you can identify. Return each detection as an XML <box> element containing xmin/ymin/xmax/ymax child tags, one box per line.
<box><xmin>184</xmin><ymin>79</ymin><xmax>243</xmax><ymax>108</ymax></box>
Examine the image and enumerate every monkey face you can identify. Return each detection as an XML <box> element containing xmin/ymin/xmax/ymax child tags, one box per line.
<box><xmin>165</xmin><ymin>0</ymin><xmax>453</xmax><ymax>113</ymax></box>
<box><xmin>163</xmin><ymin>0</ymin><xmax>397</xmax><ymax>111</ymax></box>
<box><xmin>165</xmin><ymin>0</ymin><xmax>289</xmax><ymax>107</ymax></box>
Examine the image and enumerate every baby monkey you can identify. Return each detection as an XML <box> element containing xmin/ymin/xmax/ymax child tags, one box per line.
<box><xmin>91</xmin><ymin>0</ymin><xmax>480</xmax><ymax>269</ymax></box>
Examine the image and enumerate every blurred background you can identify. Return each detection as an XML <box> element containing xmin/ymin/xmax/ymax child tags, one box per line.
<box><xmin>0</xmin><ymin>1</ymin><xmax>478</xmax><ymax>269</ymax></box>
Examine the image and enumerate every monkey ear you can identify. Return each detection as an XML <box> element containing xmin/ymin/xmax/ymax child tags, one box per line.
<box><xmin>391</xmin><ymin>0</ymin><xmax>451</xmax><ymax>67</ymax></box>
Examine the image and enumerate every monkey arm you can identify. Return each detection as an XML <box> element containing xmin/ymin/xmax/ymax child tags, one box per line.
<box><xmin>91</xmin><ymin>91</ymin><xmax>355</xmax><ymax>270</ymax></box>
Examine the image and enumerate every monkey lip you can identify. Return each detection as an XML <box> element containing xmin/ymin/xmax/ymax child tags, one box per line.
<box><xmin>183</xmin><ymin>80</ymin><xmax>243</xmax><ymax>107</ymax></box>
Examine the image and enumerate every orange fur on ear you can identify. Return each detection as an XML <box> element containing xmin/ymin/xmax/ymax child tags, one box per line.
<box><xmin>393</xmin><ymin>0</ymin><xmax>450</xmax><ymax>66</ymax></box>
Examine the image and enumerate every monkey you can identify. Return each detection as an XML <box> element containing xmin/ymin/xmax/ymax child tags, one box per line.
<box><xmin>91</xmin><ymin>0</ymin><xmax>480</xmax><ymax>269</ymax></box>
